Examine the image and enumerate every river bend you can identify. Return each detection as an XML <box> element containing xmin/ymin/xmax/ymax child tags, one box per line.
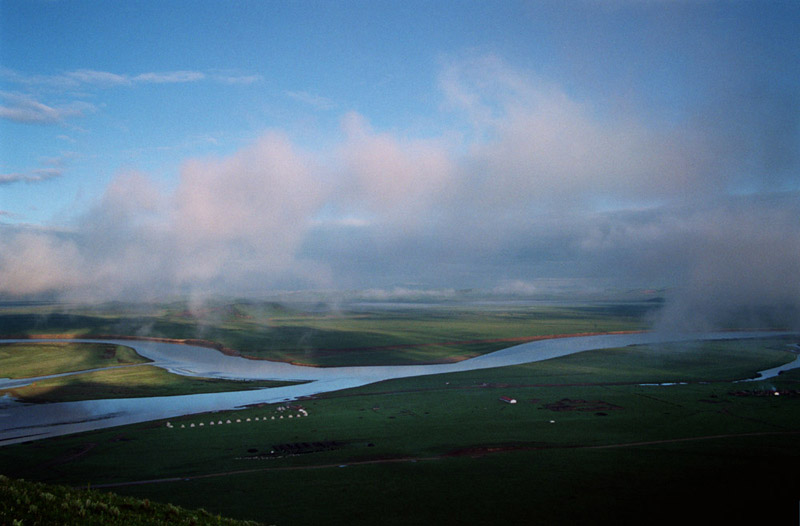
<box><xmin>0</xmin><ymin>331</ymin><xmax>794</xmax><ymax>446</ymax></box>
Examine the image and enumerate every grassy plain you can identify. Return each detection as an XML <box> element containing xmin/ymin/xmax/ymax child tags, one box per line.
<box><xmin>0</xmin><ymin>342</ymin><xmax>148</xmax><ymax>378</ymax></box>
<box><xmin>0</xmin><ymin>364</ymin><xmax>298</xmax><ymax>403</ymax></box>
<box><xmin>1</xmin><ymin>333</ymin><xmax>798</xmax><ymax>525</ymax></box>
<box><xmin>0</xmin><ymin>298</ymin><xmax>658</xmax><ymax>365</ymax></box>
<box><xmin>0</xmin><ymin>342</ymin><xmax>299</xmax><ymax>403</ymax></box>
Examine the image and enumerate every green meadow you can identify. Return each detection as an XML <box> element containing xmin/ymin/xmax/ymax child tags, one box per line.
<box><xmin>0</xmin><ymin>363</ymin><xmax>299</xmax><ymax>403</ymax></box>
<box><xmin>0</xmin><ymin>299</ymin><xmax>657</xmax><ymax>365</ymax></box>
<box><xmin>0</xmin><ymin>342</ymin><xmax>149</xmax><ymax>378</ymax></box>
<box><xmin>0</xmin><ymin>341</ymin><xmax>299</xmax><ymax>403</ymax></box>
<box><xmin>1</xmin><ymin>322</ymin><xmax>798</xmax><ymax>525</ymax></box>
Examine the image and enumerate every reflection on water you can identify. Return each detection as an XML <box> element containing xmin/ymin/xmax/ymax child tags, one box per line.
<box><xmin>0</xmin><ymin>331</ymin><xmax>793</xmax><ymax>446</ymax></box>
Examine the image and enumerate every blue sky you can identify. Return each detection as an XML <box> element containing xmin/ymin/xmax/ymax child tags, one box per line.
<box><xmin>1</xmin><ymin>1</ymin><xmax>799</xmax><ymax>323</ymax></box>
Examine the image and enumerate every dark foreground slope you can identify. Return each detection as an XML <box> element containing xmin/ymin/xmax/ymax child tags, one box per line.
<box><xmin>0</xmin><ymin>474</ymin><xmax>263</xmax><ymax>526</ymax></box>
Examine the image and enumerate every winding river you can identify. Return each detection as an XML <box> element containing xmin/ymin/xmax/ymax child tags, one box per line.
<box><xmin>0</xmin><ymin>331</ymin><xmax>796</xmax><ymax>446</ymax></box>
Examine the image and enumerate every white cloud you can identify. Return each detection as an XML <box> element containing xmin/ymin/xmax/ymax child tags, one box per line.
<box><xmin>338</xmin><ymin>112</ymin><xmax>454</xmax><ymax>226</ymax></box>
<box><xmin>2</xmin><ymin>67</ymin><xmax>210</xmax><ymax>89</ymax></box>
<box><xmin>133</xmin><ymin>71</ymin><xmax>206</xmax><ymax>84</ymax></box>
<box><xmin>0</xmin><ymin>168</ymin><xmax>62</xmax><ymax>185</ymax></box>
<box><xmin>215</xmin><ymin>74</ymin><xmax>262</xmax><ymax>85</ymax></box>
<box><xmin>0</xmin><ymin>134</ymin><xmax>329</xmax><ymax>298</ymax></box>
<box><xmin>0</xmin><ymin>91</ymin><xmax>95</xmax><ymax>124</ymax></box>
<box><xmin>0</xmin><ymin>230</ymin><xmax>85</xmax><ymax>295</ymax></box>
<box><xmin>0</xmin><ymin>154</ymin><xmax>73</xmax><ymax>185</ymax></box>
<box><xmin>171</xmin><ymin>132</ymin><xmax>325</xmax><ymax>284</ymax></box>
<box><xmin>286</xmin><ymin>90</ymin><xmax>336</xmax><ymax>110</ymax></box>
<box><xmin>1</xmin><ymin>54</ymin><xmax>798</xmax><ymax>328</ymax></box>
<box><xmin>439</xmin><ymin>55</ymin><xmax>721</xmax><ymax>211</ymax></box>
<box><xmin>66</xmin><ymin>69</ymin><xmax>130</xmax><ymax>87</ymax></box>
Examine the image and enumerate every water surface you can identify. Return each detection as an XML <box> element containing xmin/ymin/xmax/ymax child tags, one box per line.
<box><xmin>0</xmin><ymin>331</ymin><xmax>793</xmax><ymax>446</ymax></box>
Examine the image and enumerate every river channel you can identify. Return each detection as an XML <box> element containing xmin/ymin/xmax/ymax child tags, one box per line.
<box><xmin>0</xmin><ymin>331</ymin><xmax>795</xmax><ymax>446</ymax></box>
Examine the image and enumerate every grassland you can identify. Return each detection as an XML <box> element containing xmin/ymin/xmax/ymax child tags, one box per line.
<box><xmin>0</xmin><ymin>342</ymin><xmax>148</xmax><ymax>378</ymax></box>
<box><xmin>0</xmin><ymin>298</ymin><xmax>659</xmax><ymax>366</ymax></box>
<box><xmin>0</xmin><ymin>341</ymin><xmax>300</xmax><ymax>403</ymax></box>
<box><xmin>2</xmin><ymin>335</ymin><xmax>798</xmax><ymax>525</ymax></box>
<box><xmin>0</xmin><ymin>364</ymin><xmax>299</xmax><ymax>403</ymax></box>
<box><xmin>0</xmin><ymin>474</ymin><xmax>261</xmax><ymax>525</ymax></box>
